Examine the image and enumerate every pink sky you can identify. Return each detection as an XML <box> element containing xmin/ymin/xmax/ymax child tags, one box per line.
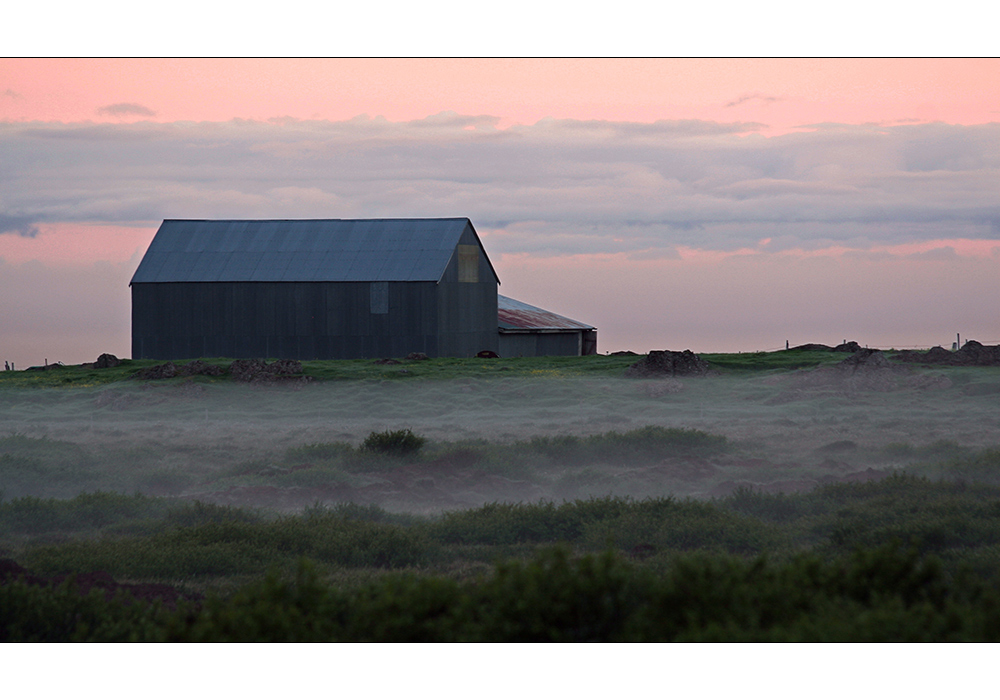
<box><xmin>1</xmin><ymin>59</ymin><xmax>999</xmax><ymax>366</ymax></box>
<box><xmin>3</xmin><ymin>58</ymin><xmax>997</xmax><ymax>131</ymax></box>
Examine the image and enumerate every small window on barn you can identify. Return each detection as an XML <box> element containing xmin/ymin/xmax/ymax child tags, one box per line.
<box><xmin>370</xmin><ymin>281</ymin><xmax>388</xmax><ymax>314</ymax></box>
<box><xmin>457</xmin><ymin>245</ymin><xmax>479</xmax><ymax>283</ymax></box>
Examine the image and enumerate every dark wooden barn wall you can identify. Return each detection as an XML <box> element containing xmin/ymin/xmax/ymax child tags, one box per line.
<box><xmin>132</xmin><ymin>280</ymin><xmax>453</xmax><ymax>360</ymax></box>
<box><xmin>132</xmin><ymin>274</ymin><xmax>498</xmax><ymax>361</ymax></box>
<box><xmin>498</xmin><ymin>331</ymin><xmax>584</xmax><ymax>358</ymax></box>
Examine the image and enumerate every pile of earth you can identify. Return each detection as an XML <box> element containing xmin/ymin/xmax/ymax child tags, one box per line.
<box><xmin>0</xmin><ymin>558</ymin><xmax>201</xmax><ymax>610</ymax></box>
<box><xmin>789</xmin><ymin>341</ymin><xmax>864</xmax><ymax>352</ymax></box>
<box><xmin>78</xmin><ymin>353</ymin><xmax>122</xmax><ymax>369</ymax></box>
<box><xmin>132</xmin><ymin>359</ymin><xmax>227</xmax><ymax>380</ymax></box>
<box><xmin>893</xmin><ymin>340</ymin><xmax>1000</xmax><ymax>366</ymax></box>
<box><xmin>229</xmin><ymin>358</ymin><xmax>308</xmax><ymax>383</ymax></box>
<box><xmin>624</xmin><ymin>350</ymin><xmax>710</xmax><ymax>378</ymax></box>
<box><xmin>131</xmin><ymin>358</ymin><xmax>308</xmax><ymax>383</ymax></box>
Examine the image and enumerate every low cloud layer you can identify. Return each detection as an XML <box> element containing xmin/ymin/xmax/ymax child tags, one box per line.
<box><xmin>0</xmin><ymin>213</ymin><xmax>39</xmax><ymax>237</ymax></box>
<box><xmin>95</xmin><ymin>102</ymin><xmax>156</xmax><ymax>117</ymax></box>
<box><xmin>1</xmin><ymin>114</ymin><xmax>999</xmax><ymax>257</ymax></box>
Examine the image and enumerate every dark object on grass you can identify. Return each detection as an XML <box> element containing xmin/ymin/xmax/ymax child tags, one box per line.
<box><xmin>95</xmin><ymin>353</ymin><xmax>121</xmax><ymax>369</ymax></box>
<box><xmin>25</xmin><ymin>362</ymin><xmax>65</xmax><ymax>372</ymax></box>
<box><xmin>133</xmin><ymin>362</ymin><xmax>179</xmax><ymax>380</ymax></box>
<box><xmin>789</xmin><ymin>343</ymin><xmax>833</xmax><ymax>352</ymax></box>
<box><xmin>476</xmin><ymin>350</ymin><xmax>500</xmax><ymax>358</ymax></box>
<box><xmin>833</xmin><ymin>341</ymin><xmax>862</xmax><ymax>353</ymax></box>
<box><xmin>361</xmin><ymin>428</ymin><xmax>427</xmax><ymax>457</ymax></box>
<box><xmin>405</xmin><ymin>352</ymin><xmax>430</xmax><ymax>361</ymax></box>
<box><xmin>373</xmin><ymin>358</ymin><xmax>402</xmax><ymax>365</ymax></box>
<box><xmin>624</xmin><ymin>350</ymin><xmax>709</xmax><ymax>378</ymax></box>
<box><xmin>894</xmin><ymin>340</ymin><xmax>1000</xmax><ymax>367</ymax></box>
<box><xmin>230</xmin><ymin>358</ymin><xmax>304</xmax><ymax>382</ymax></box>
<box><xmin>609</xmin><ymin>350</ymin><xmax>638</xmax><ymax>356</ymax></box>
<box><xmin>133</xmin><ymin>359</ymin><xmax>229</xmax><ymax>381</ymax></box>
<box><xmin>182</xmin><ymin>359</ymin><xmax>226</xmax><ymax>376</ymax></box>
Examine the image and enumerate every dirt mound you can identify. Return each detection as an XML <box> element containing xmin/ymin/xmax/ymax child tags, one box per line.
<box><xmin>0</xmin><ymin>557</ymin><xmax>200</xmax><ymax>610</ymax></box>
<box><xmin>624</xmin><ymin>350</ymin><xmax>709</xmax><ymax>378</ymax></box>
<box><xmin>181</xmin><ymin>359</ymin><xmax>226</xmax><ymax>376</ymax></box>
<box><xmin>476</xmin><ymin>350</ymin><xmax>500</xmax><ymax>359</ymax></box>
<box><xmin>833</xmin><ymin>341</ymin><xmax>863</xmax><ymax>353</ymax></box>
<box><xmin>230</xmin><ymin>358</ymin><xmax>306</xmax><ymax>383</ymax></box>
<box><xmin>132</xmin><ymin>360</ymin><xmax>227</xmax><ymax>380</ymax></box>
<box><xmin>405</xmin><ymin>352</ymin><xmax>430</xmax><ymax>361</ymax></box>
<box><xmin>133</xmin><ymin>362</ymin><xmax>180</xmax><ymax>380</ymax></box>
<box><xmin>373</xmin><ymin>358</ymin><xmax>401</xmax><ymax>365</ymax></box>
<box><xmin>894</xmin><ymin>340</ymin><xmax>1000</xmax><ymax>367</ymax></box>
<box><xmin>94</xmin><ymin>353</ymin><xmax>121</xmax><ymax>369</ymax></box>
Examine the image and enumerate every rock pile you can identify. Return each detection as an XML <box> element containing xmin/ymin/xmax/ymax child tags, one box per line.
<box><xmin>132</xmin><ymin>360</ymin><xmax>227</xmax><ymax>380</ymax></box>
<box><xmin>894</xmin><ymin>340</ymin><xmax>1000</xmax><ymax>366</ymax></box>
<box><xmin>624</xmin><ymin>350</ymin><xmax>710</xmax><ymax>378</ymax></box>
<box><xmin>229</xmin><ymin>358</ymin><xmax>305</xmax><ymax>383</ymax></box>
<box><xmin>94</xmin><ymin>353</ymin><xmax>121</xmax><ymax>369</ymax></box>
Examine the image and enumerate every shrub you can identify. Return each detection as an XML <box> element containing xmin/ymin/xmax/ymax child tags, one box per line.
<box><xmin>360</xmin><ymin>429</ymin><xmax>426</xmax><ymax>457</ymax></box>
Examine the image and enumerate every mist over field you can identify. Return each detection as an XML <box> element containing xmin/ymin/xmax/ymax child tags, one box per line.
<box><xmin>4</xmin><ymin>362</ymin><xmax>1000</xmax><ymax>512</ymax></box>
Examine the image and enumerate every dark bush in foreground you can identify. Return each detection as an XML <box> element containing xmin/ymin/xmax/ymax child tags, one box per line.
<box><xmin>165</xmin><ymin>544</ymin><xmax>1000</xmax><ymax>642</ymax></box>
<box><xmin>8</xmin><ymin>544</ymin><xmax>998</xmax><ymax>642</ymax></box>
<box><xmin>360</xmin><ymin>429</ymin><xmax>427</xmax><ymax>457</ymax></box>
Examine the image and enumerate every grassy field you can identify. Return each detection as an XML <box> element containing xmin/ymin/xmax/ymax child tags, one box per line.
<box><xmin>0</xmin><ymin>348</ymin><xmax>852</xmax><ymax>388</ymax></box>
<box><xmin>3</xmin><ymin>349</ymin><xmax>1000</xmax><ymax>640</ymax></box>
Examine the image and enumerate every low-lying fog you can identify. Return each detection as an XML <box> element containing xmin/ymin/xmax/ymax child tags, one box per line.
<box><xmin>3</xmin><ymin>367</ymin><xmax>1000</xmax><ymax>513</ymax></box>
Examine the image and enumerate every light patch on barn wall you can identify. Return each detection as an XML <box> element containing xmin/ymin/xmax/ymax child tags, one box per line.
<box><xmin>370</xmin><ymin>281</ymin><xmax>388</xmax><ymax>314</ymax></box>
<box><xmin>458</xmin><ymin>245</ymin><xmax>479</xmax><ymax>283</ymax></box>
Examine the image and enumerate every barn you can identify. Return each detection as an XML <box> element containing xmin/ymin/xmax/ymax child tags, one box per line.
<box><xmin>498</xmin><ymin>295</ymin><xmax>598</xmax><ymax>357</ymax></box>
<box><xmin>130</xmin><ymin>217</ymin><xmax>597</xmax><ymax>360</ymax></box>
<box><xmin>130</xmin><ymin>218</ymin><xmax>499</xmax><ymax>360</ymax></box>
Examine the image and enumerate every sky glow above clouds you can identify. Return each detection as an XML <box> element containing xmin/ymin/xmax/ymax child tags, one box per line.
<box><xmin>1</xmin><ymin>57</ymin><xmax>999</xmax><ymax>366</ymax></box>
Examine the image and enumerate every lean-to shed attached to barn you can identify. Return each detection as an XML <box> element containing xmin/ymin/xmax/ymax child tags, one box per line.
<box><xmin>130</xmin><ymin>218</ymin><xmax>499</xmax><ymax>360</ymax></box>
<box><xmin>498</xmin><ymin>294</ymin><xmax>597</xmax><ymax>357</ymax></box>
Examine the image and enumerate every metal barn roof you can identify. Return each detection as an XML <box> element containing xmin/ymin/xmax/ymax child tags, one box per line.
<box><xmin>498</xmin><ymin>294</ymin><xmax>594</xmax><ymax>331</ymax></box>
<box><xmin>130</xmin><ymin>218</ymin><xmax>499</xmax><ymax>284</ymax></box>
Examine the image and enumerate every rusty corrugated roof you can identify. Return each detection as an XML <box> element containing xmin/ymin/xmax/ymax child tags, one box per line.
<box><xmin>498</xmin><ymin>294</ymin><xmax>594</xmax><ymax>331</ymax></box>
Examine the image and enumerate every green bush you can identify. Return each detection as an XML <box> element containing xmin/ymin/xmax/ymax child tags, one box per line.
<box><xmin>360</xmin><ymin>429</ymin><xmax>426</xmax><ymax>457</ymax></box>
